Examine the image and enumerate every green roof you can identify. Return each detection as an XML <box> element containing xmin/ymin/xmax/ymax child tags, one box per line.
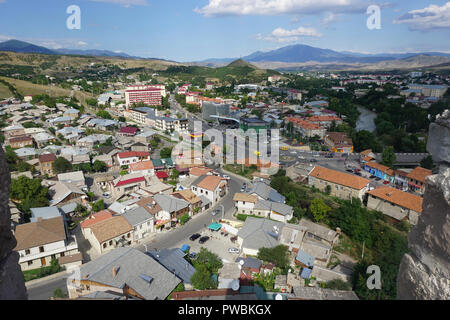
<box><xmin>163</xmin><ymin>158</ymin><xmax>174</xmax><ymax>167</ymax></box>
<box><xmin>208</xmin><ymin>222</ymin><xmax>222</xmax><ymax>231</ymax></box>
<box><xmin>152</xmin><ymin>159</ymin><xmax>164</xmax><ymax>167</ymax></box>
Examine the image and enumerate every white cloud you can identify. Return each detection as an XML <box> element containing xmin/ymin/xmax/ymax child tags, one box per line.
<box><xmin>77</xmin><ymin>41</ymin><xmax>88</xmax><ymax>47</ymax></box>
<box><xmin>195</xmin><ymin>0</ymin><xmax>366</xmax><ymax>16</ymax></box>
<box><xmin>393</xmin><ymin>2</ymin><xmax>450</xmax><ymax>30</ymax></box>
<box><xmin>320</xmin><ymin>12</ymin><xmax>336</xmax><ymax>25</ymax></box>
<box><xmin>88</xmin><ymin>0</ymin><xmax>148</xmax><ymax>7</ymax></box>
<box><xmin>272</xmin><ymin>26</ymin><xmax>322</xmax><ymax>37</ymax></box>
<box><xmin>257</xmin><ymin>25</ymin><xmax>322</xmax><ymax>43</ymax></box>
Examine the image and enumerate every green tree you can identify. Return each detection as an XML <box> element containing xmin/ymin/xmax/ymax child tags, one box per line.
<box><xmin>160</xmin><ymin>147</ymin><xmax>173</xmax><ymax>158</ymax></box>
<box><xmin>257</xmin><ymin>245</ymin><xmax>289</xmax><ymax>270</ymax></box>
<box><xmin>190</xmin><ymin>265</ymin><xmax>216</xmax><ymax>290</ymax></box>
<box><xmin>179</xmin><ymin>213</ymin><xmax>189</xmax><ymax>225</ymax></box>
<box><xmin>93</xmin><ymin>160</ymin><xmax>107</xmax><ymax>173</ymax></box>
<box><xmin>310</xmin><ymin>198</ymin><xmax>331</xmax><ymax>222</ymax></box>
<box><xmin>52</xmin><ymin>288</ymin><xmax>67</xmax><ymax>299</ymax></box>
<box><xmin>194</xmin><ymin>248</ymin><xmax>223</xmax><ymax>273</ymax></box>
<box><xmin>52</xmin><ymin>157</ymin><xmax>72</xmax><ymax>174</ymax></box>
<box><xmin>420</xmin><ymin>155</ymin><xmax>434</xmax><ymax>170</ymax></box>
<box><xmin>96</xmin><ymin>110</ymin><xmax>112</xmax><ymax>120</ymax></box>
<box><xmin>92</xmin><ymin>199</ymin><xmax>105</xmax><ymax>212</ymax></box>
<box><xmin>381</xmin><ymin>146</ymin><xmax>396</xmax><ymax>169</ymax></box>
<box><xmin>325</xmin><ymin>279</ymin><xmax>351</xmax><ymax>291</ymax></box>
<box><xmin>10</xmin><ymin>176</ymin><xmax>49</xmax><ymax>220</ymax></box>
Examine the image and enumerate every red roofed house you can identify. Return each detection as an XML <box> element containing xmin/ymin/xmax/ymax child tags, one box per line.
<box><xmin>129</xmin><ymin>160</ymin><xmax>155</xmax><ymax>176</ymax></box>
<box><xmin>111</xmin><ymin>173</ymin><xmax>147</xmax><ymax>198</ymax></box>
<box><xmin>116</xmin><ymin>151</ymin><xmax>150</xmax><ymax>166</ymax></box>
<box><xmin>155</xmin><ymin>171</ymin><xmax>169</xmax><ymax>181</ymax></box>
<box><xmin>118</xmin><ymin>126</ymin><xmax>139</xmax><ymax>137</ymax></box>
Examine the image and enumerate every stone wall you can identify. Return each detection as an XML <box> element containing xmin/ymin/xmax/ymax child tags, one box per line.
<box><xmin>0</xmin><ymin>146</ymin><xmax>28</xmax><ymax>299</ymax></box>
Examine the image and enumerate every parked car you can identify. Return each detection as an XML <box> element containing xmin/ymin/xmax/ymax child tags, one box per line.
<box><xmin>383</xmin><ymin>181</ymin><xmax>390</xmax><ymax>185</ymax></box>
<box><xmin>370</xmin><ymin>175</ymin><xmax>376</xmax><ymax>179</ymax></box>
<box><xmin>199</xmin><ymin>236</ymin><xmax>210</xmax><ymax>244</ymax></box>
<box><xmin>375</xmin><ymin>177</ymin><xmax>382</xmax><ymax>181</ymax></box>
<box><xmin>189</xmin><ymin>252</ymin><xmax>197</xmax><ymax>259</ymax></box>
<box><xmin>222</xmin><ymin>175</ymin><xmax>231</xmax><ymax>180</ymax></box>
<box><xmin>189</xmin><ymin>233</ymin><xmax>201</xmax><ymax>241</ymax></box>
<box><xmin>310</xmin><ymin>159</ymin><xmax>318</xmax><ymax>163</ymax></box>
<box><xmin>103</xmin><ymin>192</ymin><xmax>111</xmax><ymax>199</ymax></box>
<box><xmin>346</xmin><ymin>169</ymin><xmax>353</xmax><ymax>173</ymax></box>
<box><xmin>230</xmin><ymin>236</ymin><xmax>238</xmax><ymax>243</ymax></box>
<box><xmin>229</xmin><ymin>247</ymin><xmax>240</xmax><ymax>254</ymax></box>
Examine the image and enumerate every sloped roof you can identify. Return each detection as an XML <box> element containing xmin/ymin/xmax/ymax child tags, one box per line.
<box><xmin>89</xmin><ymin>216</ymin><xmax>133</xmax><ymax>243</ymax></box>
<box><xmin>407</xmin><ymin>166</ymin><xmax>432</xmax><ymax>183</ymax></box>
<box><xmin>237</xmin><ymin>217</ymin><xmax>284</xmax><ymax>251</ymax></box>
<box><xmin>122</xmin><ymin>207</ymin><xmax>152</xmax><ymax>227</ymax></box>
<box><xmin>147</xmin><ymin>248</ymin><xmax>195</xmax><ymax>284</ymax></box>
<box><xmin>368</xmin><ymin>186</ymin><xmax>423</xmax><ymax>213</ymax></box>
<box><xmin>195</xmin><ymin>175</ymin><xmax>226</xmax><ymax>191</ymax></box>
<box><xmin>79</xmin><ymin>248</ymin><xmax>180</xmax><ymax>300</ymax></box>
<box><xmin>154</xmin><ymin>194</ymin><xmax>189</xmax><ymax>213</ymax></box>
<box><xmin>309</xmin><ymin>166</ymin><xmax>370</xmax><ymax>190</ymax></box>
<box><xmin>233</xmin><ymin>193</ymin><xmax>258</xmax><ymax>203</ymax></box>
<box><xmin>14</xmin><ymin>216</ymin><xmax>66</xmax><ymax>251</ymax></box>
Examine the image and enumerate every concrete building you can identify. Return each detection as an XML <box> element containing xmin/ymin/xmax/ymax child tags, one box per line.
<box><xmin>125</xmin><ymin>85</ymin><xmax>165</xmax><ymax>107</ymax></box>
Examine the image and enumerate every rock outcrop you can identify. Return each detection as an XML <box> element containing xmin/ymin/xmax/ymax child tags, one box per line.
<box><xmin>397</xmin><ymin>110</ymin><xmax>450</xmax><ymax>300</ymax></box>
<box><xmin>0</xmin><ymin>146</ymin><xmax>27</xmax><ymax>299</ymax></box>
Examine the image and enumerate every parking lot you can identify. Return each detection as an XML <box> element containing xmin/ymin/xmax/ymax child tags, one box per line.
<box><xmin>169</xmin><ymin>227</ymin><xmax>242</xmax><ymax>263</ymax></box>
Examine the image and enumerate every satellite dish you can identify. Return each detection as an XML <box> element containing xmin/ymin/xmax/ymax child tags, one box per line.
<box><xmin>231</xmin><ymin>280</ymin><xmax>240</xmax><ymax>291</ymax></box>
<box><xmin>239</xmin><ymin>259</ymin><xmax>245</xmax><ymax>266</ymax></box>
<box><xmin>275</xmin><ymin>294</ymin><xmax>283</xmax><ymax>300</ymax></box>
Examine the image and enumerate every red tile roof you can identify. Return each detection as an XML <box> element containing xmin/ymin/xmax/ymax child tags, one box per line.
<box><xmin>368</xmin><ymin>186</ymin><xmax>423</xmax><ymax>213</ymax></box>
<box><xmin>81</xmin><ymin>210</ymin><xmax>113</xmax><ymax>229</ymax></box>
<box><xmin>38</xmin><ymin>153</ymin><xmax>56</xmax><ymax>163</ymax></box>
<box><xmin>119</xmin><ymin>126</ymin><xmax>138</xmax><ymax>134</ymax></box>
<box><xmin>115</xmin><ymin>176</ymin><xmax>145</xmax><ymax>187</ymax></box>
<box><xmin>117</xmin><ymin>151</ymin><xmax>150</xmax><ymax>159</ymax></box>
<box><xmin>156</xmin><ymin>171</ymin><xmax>169</xmax><ymax>179</ymax></box>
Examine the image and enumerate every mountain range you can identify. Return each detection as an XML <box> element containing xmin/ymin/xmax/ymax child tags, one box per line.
<box><xmin>1</xmin><ymin>39</ymin><xmax>450</xmax><ymax>71</ymax></box>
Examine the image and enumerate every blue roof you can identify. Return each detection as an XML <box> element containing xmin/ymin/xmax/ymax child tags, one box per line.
<box><xmin>147</xmin><ymin>248</ymin><xmax>196</xmax><ymax>284</ymax></box>
<box><xmin>208</xmin><ymin>222</ymin><xmax>222</xmax><ymax>231</ymax></box>
<box><xmin>301</xmin><ymin>268</ymin><xmax>313</xmax><ymax>279</ymax></box>
<box><xmin>296</xmin><ymin>249</ymin><xmax>315</xmax><ymax>268</ymax></box>
<box><xmin>181</xmin><ymin>244</ymin><xmax>190</xmax><ymax>252</ymax></box>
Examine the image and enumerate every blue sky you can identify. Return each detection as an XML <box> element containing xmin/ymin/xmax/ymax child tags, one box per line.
<box><xmin>0</xmin><ymin>0</ymin><xmax>449</xmax><ymax>61</ymax></box>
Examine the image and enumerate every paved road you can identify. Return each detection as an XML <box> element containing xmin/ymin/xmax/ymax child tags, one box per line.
<box><xmin>26</xmin><ymin>274</ymin><xmax>69</xmax><ymax>300</ymax></box>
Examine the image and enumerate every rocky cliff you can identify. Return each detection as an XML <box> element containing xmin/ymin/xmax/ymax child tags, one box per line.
<box><xmin>397</xmin><ymin>110</ymin><xmax>450</xmax><ymax>300</ymax></box>
<box><xmin>0</xmin><ymin>146</ymin><xmax>28</xmax><ymax>299</ymax></box>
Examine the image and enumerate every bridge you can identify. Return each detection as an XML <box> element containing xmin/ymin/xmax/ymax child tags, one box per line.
<box><xmin>209</xmin><ymin>115</ymin><xmax>240</xmax><ymax>124</ymax></box>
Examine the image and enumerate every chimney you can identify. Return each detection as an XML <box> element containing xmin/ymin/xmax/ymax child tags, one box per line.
<box><xmin>112</xmin><ymin>266</ymin><xmax>119</xmax><ymax>277</ymax></box>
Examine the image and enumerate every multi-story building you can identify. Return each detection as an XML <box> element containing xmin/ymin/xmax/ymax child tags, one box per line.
<box><xmin>324</xmin><ymin>132</ymin><xmax>354</xmax><ymax>153</ymax></box>
<box><xmin>125</xmin><ymin>85</ymin><xmax>165</xmax><ymax>107</ymax></box>
<box><xmin>38</xmin><ymin>153</ymin><xmax>57</xmax><ymax>177</ymax></box>
<box><xmin>191</xmin><ymin>175</ymin><xmax>228</xmax><ymax>205</ymax></box>
<box><xmin>155</xmin><ymin>116</ymin><xmax>189</xmax><ymax>133</ymax></box>
<box><xmin>8</xmin><ymin>135</ymin><xmax>34</xmax><ymax>148</ymax></box>
<box><xmin>14</xmin><ymin>216</ymin><xmax>79</xmax><ymax>271</ymax></box>
<box><xmin>407</xmin><ymin>166</ymin><xmax>432</xmax><ymax>195</ymax></box>
<box><xmin>308</xmin><ymin>166</ymin><xmax>370</xmax><ymax>201</ymax></box>
<box><xmin>285</xmin><ymin>117</ymin><xmax>326</xmax><ymax>139</ymax></box>
<box><xmin>116</xmin><ymin>151</ymin><xmax>150</xmax><ymax>166</ymax></box>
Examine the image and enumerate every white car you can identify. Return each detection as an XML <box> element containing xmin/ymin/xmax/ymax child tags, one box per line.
<box><xmin>229</xmin><ymin>247</ymin><xmax>240</xmax><ymax>254</ymax></box>
<box><xmin>102</xmin><ymin>192</ymin><xmax>111</xmax><ymax>199</ymax></box>
<box><xmin>222</xmin><ymin>175</ymin><xmax>231</xmax><ymax>180</ymax></box>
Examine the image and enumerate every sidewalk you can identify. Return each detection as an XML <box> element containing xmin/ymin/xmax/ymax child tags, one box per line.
<box><xmin>25</xmin><ymin>270</ymin><xmax>68</xmax><ymax>288</ymax></box>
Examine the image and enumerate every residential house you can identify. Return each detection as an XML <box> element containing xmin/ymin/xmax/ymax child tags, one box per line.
<box><xmin>111</xmin><ymin>173</ymin><xmax>147</xmax><ymax>199</ymax></box>
<box><xmin>407</xmin><ymin>166</ymin><xmax>432</xmax><ymax>195</ymax></box>
<box><xmin>141</xmin><ymin>175</ymin><xmax>173</xmax><ymax>196</ymax></box>
<box><xmin>233</xmin><ymin>193</ymin><xmax>293</xmax><ymax>223</ymax></box>
<box><xmin>38</xmin><ymin>153</ymin><xmax>57</xmax><ymax>177</ymax></box>
<box><xmin>8</xmin><ymin>135</ymin><xmax>34</xmax><ymax>148</ymax></box>
<box><xmin>129</xmin><ymin>160</ymin><xmax>155</xmax><ymax>176</ymax></box>
<box><xmin>248</xmin><ymin>181</ymin><xmax>285</xmax><ymax>203</ymax></box>
<box><xmin>64</xmin><ymin>108</ymin><xmax>80</xmax><ymax>119</ymax></box>
<box><xmin>367</xmin><ymin>186</ymin><xmax>423</xmax><ymax>225</ymax></box>
<box><xmin>93</xmin><ymin>154</ymin><xmax>113</xmax><ymax>168</ymax></box>
<box><xmin>122</xmin><ymin>207</ymin><xmax>154</xmax><ymax>241</ymax></box>
<box><xmin>298</xmin><ymin>218</ymin><xmax>340</xmax><ymax>248</ymax></box>
<box><xmin>172</xmin><ymin>189</ymin><xmax>202</xmax><ymax>214</ymax></box>
<box><xmin>130</xmin><ymin>142</ymin><xmax>148</xmax><ymax>152</ymax></box>
<box><xmin>135</xmin><ymin>129</ymin><xmax>157</xmax><ymax>144</ymax></box>
<box><xmin>57</xmin><ymin>171</ymin><xmax>86</xmax><ymax>189</ymax></box>
<box><xmin>67</xmin><ymin>247</ymin><xmax>181</xmax><ymax>300</ymax></box>
<box><xmin>49</xmin><ymin>181</ymin><xmax>86</xmax><ymax>207</ymax></box>
<box><xmin>2</xmin><ymin>124</ymin><xmax>25</xmax><ymax>139</ymax></box>
<box><xmin>191</xmin><ymin>175</ymin><xmax>228</xmax><ymax>205</ymax></box>
<box><xmin>147</xmin><ymin>248</ymin><xmax>195</xmax><ymax>288</ymax></box>
<box><xmin>82</xmin><ymin>214</ymin><xmax>133</xmax><ymax>254</ymax></box>
<box><xmin>30</xmin><ymin>206</ymin><xmax>64</xmax><ymax>223</ymax></box>
<box><xmin>308</xmin><ymin>166</ymin><xmax>370</xmax><ymax>201</ymax></box>
<box><xmin>116</xmin><ymin>151</ymin><xmax>150</xmax><ymax>166</ymax></box>
<box><xmin>394</xmin><ymin>169</ymin><xmax>410</xmax><ymax>191</ymax></box>
<box><xmin>189</xmin><ymin>166</ymin><xmax>213</xmax><ymax>178</ymax></box>
<box><xmin>33</xmin><ymin>132</ymin><xmax>57</xmax><ymax>148</ymax></box>
<box><xmin>308</xmin><ymin>115</ymin><xmax>343</xmax><ymax>128</ymax></box>
<box><xmin>14</xmin><ymin>216</ymin><xmax>79</xmax><ymax>271</ymax></box>
<box><xmin>218</xmin><ymin>263</ymin><xmax>241</xmax><ymax>289</ymax></box>
<box><xmin>153</xmin><ymin>194</ymin><xmax>190</xmax><ymax>224</ymax></box>
<box><xmin>236</xmin><ymin>217</ymin><xmax>284</xmax><ymax>256</ymax></box>
<box><xmin>118</xmin><ymin>126</ymin><xmax>139</xmax><ymax>137</ymax></box>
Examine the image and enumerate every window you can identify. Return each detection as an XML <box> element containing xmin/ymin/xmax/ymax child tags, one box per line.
<box><xmin>39</xmin><ymin>246</ymin><xmax>44</xmax><ymax>253</ymax></box>
<box><xmin>109</xmin><ymin>240</ymin><xmax>113</xmax><ymax>246</ymax></box>
<box><xmin>25</xmin><ymin>249</ymin><xmax>30</xmax><ymax>255</ymax></box>
<box><xmin>51</xmin><ymin>255</ymin><xmax>56</xmax><ymax>260</ymax></box>
<box><xmin>127</xmin><ymin>233</ymin><xmax>131</xmax><ymax>238</ymax></box>
<box><xmin>27</xmin><ymin>261</ymin><xmax>33</xmax><ymax>266</ymax></box>
<box><xmin>103</xmin><ymin>243</ymin><xmax>107</xmax><ymax>248</ymax></box>
<box><xmin>60</xmin><ymin>252</ymin><xmax>65</xmax><ymax>257</ymax></box>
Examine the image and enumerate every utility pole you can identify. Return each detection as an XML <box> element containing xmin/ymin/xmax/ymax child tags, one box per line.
<box><xmin>361</xmin><ymin>240</ymin><xmax>365</xmax><ymax>260</ymax></box>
